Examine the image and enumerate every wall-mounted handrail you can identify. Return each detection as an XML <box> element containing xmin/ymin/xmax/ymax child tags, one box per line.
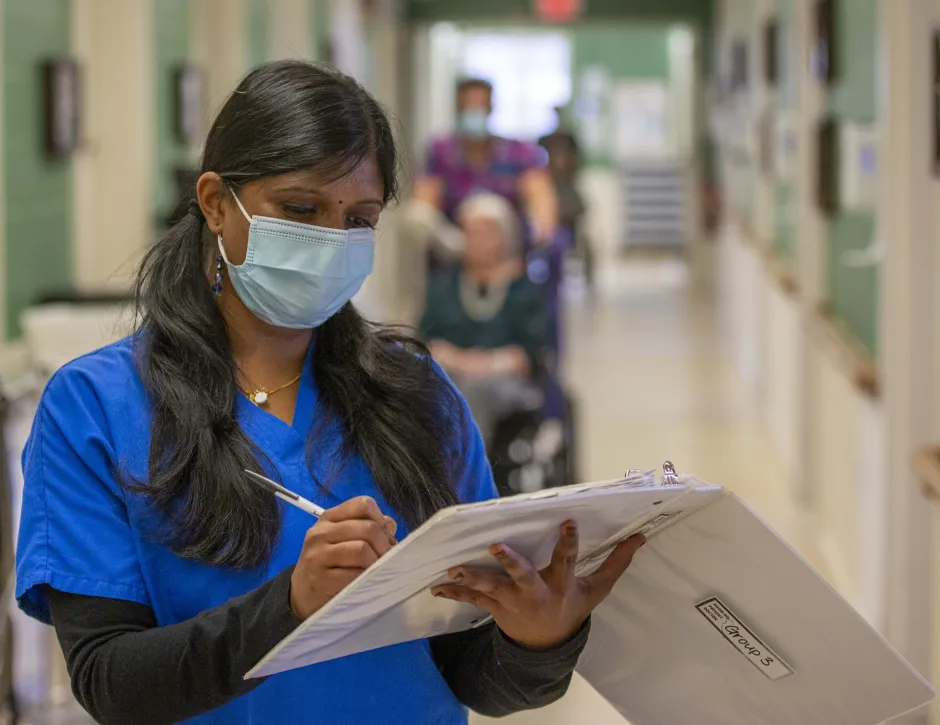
<box><xmin>763</xmin><ymin>248</ymin><xmax>800</xmax><ymax>298</ymax></box>
<box><xmin>911</xmin><ymin>445</ymin><xmax>940</xmax><ymax>502</ymax></box>
<box><xmin>810</xmin><ymin>302</ymin><xmax>880</xmax><ymax>399</ymax></box>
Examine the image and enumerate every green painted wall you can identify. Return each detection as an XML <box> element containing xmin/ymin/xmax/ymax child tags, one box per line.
<box><xmin>407</xmin><ymin>0</ymin><xmax>713</xmax><ymax>76</ymax></box>
<box><xmin>573</xmin><ymin>27</ymin><xmax>671</xmax><ymax>80</ymax></box>
<box><xmin>572</xmin><ymin>26</ymin><xmax>671</xmax><ymax>166</ymax></box>
<box><xmin>246</xmin><ymin>0</ymin><xmax>270</xmax><ymax>69</ymax></box>
<box><xmin>772</xmin><ymin>0</ymin><xmax>797</xmax><ymax>263</ymax></box>
<box><xmin>153</xmin><ymin>0</ymin><xmax>192</xmax><ymax>226</ymax></box>
<box><xmin>825</xmin><ymin>0</ymin><xmax>878</xmax><ymax>357</ymax></box>
<box><xmin>772</xmin><ymin>185</ymin><xmax>796</xmax><ymax>262</ymax></box>
<box><xmin>723</xmin><ymin>0</ymin><xmax>755</xmax><ymax>228</ymax></box>
<box><xmin>408</xmin><ymin>0</ymin><xmax>710</xmax><ymax>24</ymax></box>
<box><xmin>311</xmin><ymin>0</ymin><xmax>331</xmax><ymax>61</ymax></box>
<box><xmin>3</xmin><ymin>0</ymin><xmax>73</xmax><ymax>339</ymax></box>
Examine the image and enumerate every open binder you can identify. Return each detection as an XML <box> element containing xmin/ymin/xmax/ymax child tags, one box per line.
<box><xmin>247</xmin><ymin>464</ymin><xmax>933</xmax><ymax>725</ymax></box>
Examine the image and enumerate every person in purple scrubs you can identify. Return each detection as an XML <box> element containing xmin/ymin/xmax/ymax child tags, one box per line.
<box><xmin>413</xmin><ymin>77</ymin><xmax>559</xmax><ymax>247</ymax></box>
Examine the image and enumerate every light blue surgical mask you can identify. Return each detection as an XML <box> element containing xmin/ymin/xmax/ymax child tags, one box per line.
<box><xmin>457</xmin><ymin>109</ymin><xmax>490</xmax><ymax>139</ymax></box>
<box><xmin>218</xmin><ymin>193</ymin><xmax>375</xmax><ymax>329</ymax></box>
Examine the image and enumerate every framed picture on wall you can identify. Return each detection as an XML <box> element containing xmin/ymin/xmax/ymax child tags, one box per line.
<box><xmin>764</xmin><ymin>18</ymin><xmax>779</xmax><ymax>86</ymax></box>
<box><xmin>320</xmin><ymin>38</ymin><xmax>335</xmax><ymax>66</ymax></box>
<box><xmin>173</xmin><ymin>64</ymin><xmax>204</xmax><ymax>145</ymax></box>
<box><xmin>816</xmin><ymin>116</ymin><xmax>839</xmax><ymax>215</ymax></box>
<box><xmin>42</xmin><ymin>58</ymin><xmax>81</xmax><ymax>158</ymax></box>
<box><xmin>731</xmin><ymin>38</ymin><xmax>749</xmax><ymax>92</ymax></box>
<box><xmin>811</xmin><ymin>0</ymin><xmax>836</xmax><ymax>84</ymax></box>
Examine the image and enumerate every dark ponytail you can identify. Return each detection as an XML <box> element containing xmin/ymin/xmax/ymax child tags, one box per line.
<box><xmin>132</xmin><ymin>61</ymin><xmax>462</xmax><ymax>568</ymax></box>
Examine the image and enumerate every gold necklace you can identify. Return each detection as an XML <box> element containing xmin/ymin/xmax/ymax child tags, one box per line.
<box><xmin>240</xmin><ymin>373</ymin><xmax>303</xmax><ymax>407</ymax></box>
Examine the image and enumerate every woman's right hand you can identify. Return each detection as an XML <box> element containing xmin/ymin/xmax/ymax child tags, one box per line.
<box><xmin>289</xmin><ymin>496</ymin><xmax>398</xmax><ymax>620</ymax></box>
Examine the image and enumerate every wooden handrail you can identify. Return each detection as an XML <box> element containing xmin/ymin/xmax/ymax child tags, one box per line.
<box><xmin>763</xmin><ymin>249</ymin><xmax>800</xmax><ymax>298</ymax></box>
<box><xmin>810</xmin><ymin>302</ymin><xmax>880</xmax><ymax>398</ymax></box>
<box><xmin>724</xmin><ymin>210</ymin><xmax>800</xmax><ymax>296</ymax></box>
<box><xmin>911</xmin><ymin>445</ymin><xmax>940</xmax><ymax>501</ymax></box>
<box><xmin>725</xmin><ymin>209</ymin><xmax>759</xmax><ymax>250</ymax></box>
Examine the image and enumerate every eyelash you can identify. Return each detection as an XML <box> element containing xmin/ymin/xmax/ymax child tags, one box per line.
<box><xmin>281</xmin><ymin>204</ymin><xmax>375</xmax><ymax>230</ymax></box>
<box><xmin>282</xmin><ymin>204</ymin><xmax>316</xmax><ymax>218</ymax></box>
<box><xmin>348</xmin><ymin>216</ymin><xmax>375</xmax><ymax>230</ymax></box>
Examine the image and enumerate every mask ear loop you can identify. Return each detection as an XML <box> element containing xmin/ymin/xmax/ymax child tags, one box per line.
<box><xmin>216</xmin><ymin>189</ymin><xmax>254</xmax><ymax>269</ymax></box>
<box><xmin>231</xmin><ymin>190</ymin><xmax>253</xmax><ymax>224</ymax></box>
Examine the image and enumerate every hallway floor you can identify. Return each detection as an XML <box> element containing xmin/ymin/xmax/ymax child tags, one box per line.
<box><xmin>473</xmin><ymin>257</ymin><xmax>824</xmax><ymax>725</ymax></box>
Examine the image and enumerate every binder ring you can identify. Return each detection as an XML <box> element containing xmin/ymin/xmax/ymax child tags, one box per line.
<box><xmin>662</xmin><ymin>461</ymin><xmax>680</xmax><ymax>486</ymax></box>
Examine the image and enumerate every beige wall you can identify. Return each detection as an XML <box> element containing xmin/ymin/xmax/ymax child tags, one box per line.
<box><xmin>197</xmin><ymin>0</ymin><xmax>248</xmax><ymax>122</ymax></box>
<box><xmin>268</xmin><ymin>0</ymin><xmax>313</xmax><ymax>61</ymax></box>
<box><xmin>881</xmin><ymin>0</ymin><xmax>940</xmax><ymax>691</ymax></box>
<box><xmin>71</xmin><ymin>0</ymin><xmax>155</xmax><ymax>290</ymax></box>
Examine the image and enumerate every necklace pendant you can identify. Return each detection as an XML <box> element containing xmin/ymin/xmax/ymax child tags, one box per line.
<box><xmin>252</xmin><ymin>391</ymin><xmax>269</xmax><ymax>406</ymax></box>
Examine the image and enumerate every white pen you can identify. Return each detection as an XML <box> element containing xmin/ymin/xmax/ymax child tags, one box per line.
<box><xmin>243</xmin><ymin>470</ymin><xmax>326</xmax><ymax>518</ymax></box>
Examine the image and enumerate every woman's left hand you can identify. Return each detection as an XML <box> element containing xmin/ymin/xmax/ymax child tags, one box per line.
<box><xmin>431</xmin><ymin>522</ymin><xmax>645</xmax><ymax>650</ymax></box>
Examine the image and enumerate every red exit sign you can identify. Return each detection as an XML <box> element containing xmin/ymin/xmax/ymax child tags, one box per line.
<box><xmin>534</xmin><ymin>0</ymin><xmax>582</xmax><ymax>23</ymax></box>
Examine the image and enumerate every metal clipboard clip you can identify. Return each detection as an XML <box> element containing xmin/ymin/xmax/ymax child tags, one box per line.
<box><xmin>626</xmin><ymin>461</ymin><xmax>682</xmax><ymax>486</ymax></box>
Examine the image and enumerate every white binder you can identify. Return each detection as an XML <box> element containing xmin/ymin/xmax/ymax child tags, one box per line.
<box><xmin>247</xmin><ymin>465</ymin><xmax>933</xmax><ymax>725</ymax></box>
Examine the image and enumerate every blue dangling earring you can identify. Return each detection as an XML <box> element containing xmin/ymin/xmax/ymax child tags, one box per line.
<box><xmin>212</xmin><ymin>235</ymin><xmax>224</xmax><ymax>296</ymax></box>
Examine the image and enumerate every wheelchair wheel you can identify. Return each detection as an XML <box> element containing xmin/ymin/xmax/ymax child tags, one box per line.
<box><xmin>487</xmin><ymin>390</ymin><xmax>579</xmax><ymax>496</ymax></box>
<box><xmin>489</xmin><ymin>409</ymin><xmax>542</xmax><ymax>497</ymax></box>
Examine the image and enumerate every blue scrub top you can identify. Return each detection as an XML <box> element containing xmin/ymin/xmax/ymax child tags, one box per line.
<box><xmin>15</xmin><ymin>337</ymin><xmax>497</xmax><ymax>724</ymax></box>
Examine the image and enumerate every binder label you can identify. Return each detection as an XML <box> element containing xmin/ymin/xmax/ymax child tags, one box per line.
<box><xmin>696</xmin><ymin>597</ymin><xmax>793</xmax><ymax>681</ymax></box>
<box><xmin>635</xmin><ymin>510</ymin><xmax>682</xmax><ymax>537</ymax></box>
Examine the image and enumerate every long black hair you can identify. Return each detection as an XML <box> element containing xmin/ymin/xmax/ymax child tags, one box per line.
<box><xmin>131</xmin><ymin>61</ymin><xmax>464</xmax><ymax>569</ymax></box>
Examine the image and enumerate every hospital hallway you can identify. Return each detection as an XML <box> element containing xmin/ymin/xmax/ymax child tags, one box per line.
<box><xmin>473</xmin><ymin>257</ymin><xmax>825</xmax><ymax>725</ymax></box>
<box><xmin>7</xmin><ymin>0</ymin><xmax>940</xmax><ymax>720</ymax></box>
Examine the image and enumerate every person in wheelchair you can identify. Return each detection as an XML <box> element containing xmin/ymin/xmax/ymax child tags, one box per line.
<box><xmin>419</xmin><ymin>192</ymin><xmax>549</xmax><ymax>447</ymax></box>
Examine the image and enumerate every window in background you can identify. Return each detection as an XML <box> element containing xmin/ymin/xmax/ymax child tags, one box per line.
<box><xmin>460</xmin><ymin>31</ymin><xmax>571</xmax><ymax>141</ymax></box>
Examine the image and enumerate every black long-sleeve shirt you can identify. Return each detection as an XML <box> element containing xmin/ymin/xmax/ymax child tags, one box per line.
<box><xmin>46</xmin><ymin>566</ymin><xmax>589</xmax><ymax>725</ymax></box>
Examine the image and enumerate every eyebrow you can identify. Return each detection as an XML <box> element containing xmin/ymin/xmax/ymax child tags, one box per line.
<box><xmin>276</xmin><ymin>186</ymin><xmax>384</xmax><ymax>208</ymax></box>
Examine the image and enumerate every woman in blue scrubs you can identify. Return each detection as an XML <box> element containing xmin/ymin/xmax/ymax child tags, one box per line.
<box><xmin>14</xmin><ymin>61</ymin><xmax>645</xmax><ymax>725</ymax></box>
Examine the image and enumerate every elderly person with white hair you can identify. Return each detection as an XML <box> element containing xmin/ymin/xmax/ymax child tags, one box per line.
<box><xmin>419</xmin><ymin>192</ymin><xmax>550</xmax><ymax>444</ymax></box>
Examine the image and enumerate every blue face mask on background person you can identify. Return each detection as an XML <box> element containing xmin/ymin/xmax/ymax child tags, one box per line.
<box><xmin>457</xmin><ymin>108</ymin><xmax>490</xmax><ymax>139</ymax></box>
<box><xmin>218</xmin><ymin>192</ymin><xmax>375</xmax><ymax>329</ymax></box>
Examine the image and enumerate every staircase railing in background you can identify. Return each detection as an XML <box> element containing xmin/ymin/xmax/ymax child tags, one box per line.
<box><xmin>619</xmin><ymin>158</ymin><xmax>693</xmax><ymax>253</ymax></box>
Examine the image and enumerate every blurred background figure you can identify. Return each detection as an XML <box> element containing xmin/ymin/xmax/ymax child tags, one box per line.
<box><xmin>412</xmin><ymin>77</ymin><xmax>559</xmax><ymax>252</ymax></box>
<box><xmin>406</xmin><ymin>74</ymin><xmax>570</xmax><ymax>356</ymax></box>
<box><xmin>419</xmin><ymin>192</ymin><xmax>570</xmax><ymax>497</ymax></box>
<box><xmin>419</xmin><ymin>192</ymin><xmax>547</xmax><ymax>446</ymax></box>
<box><xmin>539</xmin><ymin>107</ymin><xmax>593</xmax><ymax>300</ymax></box>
